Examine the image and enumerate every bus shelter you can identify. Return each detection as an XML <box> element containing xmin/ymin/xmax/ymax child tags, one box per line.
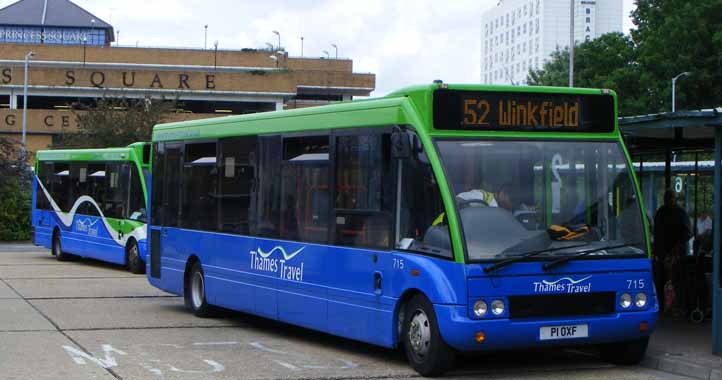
<box><xmin>620</xmin><ymin>109</ymin><xmax>722</xmax><ymax>354</ymax></box>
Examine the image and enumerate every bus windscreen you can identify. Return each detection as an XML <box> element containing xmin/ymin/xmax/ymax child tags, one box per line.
<box><xmin>433</xmin><ymin>90</ymin><xmax>615</xmax><ymax>133</ymax></box>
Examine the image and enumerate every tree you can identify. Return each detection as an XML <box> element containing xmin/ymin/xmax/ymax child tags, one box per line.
<box><xmin>632</xmin><ymin>0</ymin><xmax>722</xmax><ymax>113</ymax></box>
<box><xmin>527</xmin><ymin>33</ymin><xmax>647</xmax><ymax>116</ymax></box>
<box><xmin>56</xmin><ymin>97</ymin><xmax>177</xmax><ymax>149</ymax></box>
<box><xmin>0</xmin><ymin>137</ymin><xmax>31</xmax><ymax>241</ymax></box>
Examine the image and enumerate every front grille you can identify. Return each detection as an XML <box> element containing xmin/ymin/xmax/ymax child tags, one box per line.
<box><xmin>508</xmin><ymin>292</ymin><xmax>616</xmax><ymax>319</ymax></box>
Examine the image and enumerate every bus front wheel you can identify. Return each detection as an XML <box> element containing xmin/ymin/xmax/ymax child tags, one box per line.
<box><xmin>599</xmin><ymin>337</ymin><xmax>649</xmax><ymax>365</ymax></box>
<box><xmin>52</xmin><ymin>231</ymin><xmax>71</xmax><ymax>261</ymax></box>
<box><xmin>185</xmin><ymin>262</ymin><xmax>215</xmax><ymax>318</ymax></box>
<box><xmin>126</xmin><ymin>239</ymin><xmax>145</xmax><ymax>274</ymax></box>
<box><xmin>401</xmin><ymin>294</ymin><xmax>455</xmax><ymax>377</ymax></box>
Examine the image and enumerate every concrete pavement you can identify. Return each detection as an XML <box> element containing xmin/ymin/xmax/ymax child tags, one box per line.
<box><xmin>0</xmin><ymin>242</ymin><xmax>695</xmax><ymax>380</ymax></box>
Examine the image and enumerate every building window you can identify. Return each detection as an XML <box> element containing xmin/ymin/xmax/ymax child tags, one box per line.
<box><xmin>586</xmin><ymin>8</ymin><xmax>591</xmax><ymax>14</ymax></box>
<box><xmin>586</xmin><ymin>17</ymin><xmax>591</xmax><ymax>23</ymax></box>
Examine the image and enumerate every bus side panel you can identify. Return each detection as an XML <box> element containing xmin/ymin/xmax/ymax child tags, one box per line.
<box><xmin>72</xmin><ymin>214</ymin><xmax>126</xmax><ymax>265</ymax></box>
<box><xmin>270</xmin><ymin>238</ymin><xmax>328</xmax><ymax>332</ymax></box>
<box><xmin>389</xmin><ymin>253</ymin><xmax>467</xmax><ymax>305</ymax></box>
<box><xmin>155</xmin><ymin>226</ymin><xmax>188</xmax><ymax>296</ymax></box>
<box><xmin>327</xmin><ymin>247</ymin><xmax>395</xmax><ymax>347</ymax></box>
<box><xmin>201</xmin><ymin>232</ymin><xmax>264</xmax><ymax>317</ymax></box>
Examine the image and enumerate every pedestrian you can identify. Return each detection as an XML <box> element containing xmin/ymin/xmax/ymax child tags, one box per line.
<box><xmin>653</xmin><ymin>189</ymin><xmax>692</xmax><ymax>315</ymax></box>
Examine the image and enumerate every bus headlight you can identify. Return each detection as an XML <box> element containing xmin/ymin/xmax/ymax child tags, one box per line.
<box><xmin>620</xmin><ymin>293</ymin><xmax>632</xmax><ymax>308</ymax></box>
<box><xmin>635</xmin><ymin>293</ymin><xmax>647</xmax><ymax>308</ymax></box>
<box><xmin>473</xmin><ymin>300</ymin><xmax>488</xmax><ymax>317</ymax></box>
<box><xmin>491</xmin><ymin>300</ymin><xmax>505</xmax><ymax>315</ymax></box>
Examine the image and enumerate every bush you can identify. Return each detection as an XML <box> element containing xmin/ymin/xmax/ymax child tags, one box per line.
<box><xmin>0</xmin><ymin>137</ymin><xmax>31</xmax><ymax>241</ymax></box>
<box><xmin>0</xmin><ymin>180</ymin><xmax>31</xmax><ymax>241</ymax></box>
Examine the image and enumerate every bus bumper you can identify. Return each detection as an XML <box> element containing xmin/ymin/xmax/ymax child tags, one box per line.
<box><xmin>434</xmin><ymin>304</ymin><xmax>658</xmax><ymax>352</ymax></box>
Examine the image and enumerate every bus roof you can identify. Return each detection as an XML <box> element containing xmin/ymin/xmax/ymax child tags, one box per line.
<box><xmin>152</xmin><ymin>84</ymin><xmax>618</xmax><ymax>142</ymax></box>
<box><xmin>35</xmin><ymin>144</ymin><xmax>141</xmax><ymax>162</ymax></box>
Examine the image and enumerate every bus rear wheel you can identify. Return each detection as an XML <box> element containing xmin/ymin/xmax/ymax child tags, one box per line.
<box><xmin>402</xmin><ymin>294</ymin><xmax>455</xmax><ymax>377</ymax></box>
<box><xmin>52</xmin><ymin>231</ymin><xmax>71</xmax><ymax>261</ymax></box>
<box><xmin>185</xmin><ymin>262</ymin><xmax>215</xmax><ymax>318</ymax></box>
<box><xmin>126</xmin><ymin>239</ymin><xmax>145</xmax><ymax>274</ymax></box>
<box><xmin>599</xmin><ymin>337</ymin><xmax>649</xmax><ymax>365</ymax></box>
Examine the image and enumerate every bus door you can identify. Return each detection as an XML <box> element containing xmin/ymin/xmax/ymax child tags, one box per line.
<box><xmin>150</xmin><ymin>143</ymin><xmax>183</xmax><ymax>289</ymax></box>
<box><xmin>275</xmin><ymin>135</ymin><xmax>330</xmax><ymax>330</ymax></box>
<box><xmin>326</xmin><ymin>130</ymin><xmax>396</xmax><ymax>345</ymax></box>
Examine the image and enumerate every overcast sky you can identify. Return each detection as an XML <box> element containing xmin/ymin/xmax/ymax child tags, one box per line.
<box><xmin>2</xmin><ymin>0</ymin><xmax>636</xmax><ymax>96</ymax></box>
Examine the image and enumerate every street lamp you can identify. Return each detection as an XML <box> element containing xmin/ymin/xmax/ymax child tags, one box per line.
<box><xmin>213</xmin><ymin>41</ymin><xmax>219</xmax><ymax>70</ymax></box>
<box><xmin>81</xmin><ymin>36</ymin><xmax>87</xmax><ymax>65</ymax></box>
<box><xmin>272</xmin><ymin>30</ymin><xmax>280</xmax><ymax>50</ymax></box>
<box><xmin>331</xmin><ymin>44</ymin><xmax>338</xmax><ymax>59</ymax></box>
<box><xmin>265</xmin><ymin>42</ymin><xmax>274</xmax><ymax>51</ymax></box>
<box><xmin>672</xmin><ymin>71</ymin><xmax>691</xmax><ymax>112</ymax></box>
<box><xmin>204</xmin><ymin>25</ymin><xmax>208</xmax><ymax>50</ymax></box>
<box><xmin>322</xmin><ymin>50</ymin><xmax>329</xmax><ymax>59</ymax></box>
<box><xmin>22</xmin><ymin>51</ymin><xmax>35</xmax><ymax>156</ymax></box>
<box><xmin>269</xmin><ymin>55</ymin><xmax>278</xmax><ymax>68</ymax></box>
<box><xmin>300</xmin><ymin>36</ymin><xmax>304</xmax><ymax>59</ymax></box>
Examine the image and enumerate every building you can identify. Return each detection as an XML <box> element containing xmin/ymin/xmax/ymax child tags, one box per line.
<box><xmin>480</xmin><ymin>0</ymin><xmax>623</xmax><ymax>85</ymax></box>
<box><xmin>0</xmin><ymin>0</ymin><xmax>375</xmax><ymax>159</ymax></box>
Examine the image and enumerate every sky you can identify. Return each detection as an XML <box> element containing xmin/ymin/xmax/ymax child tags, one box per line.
<box><xmin>1</xmin><ymin>0</ymin><xmax>636</xmax><ymax>96</ymax></box>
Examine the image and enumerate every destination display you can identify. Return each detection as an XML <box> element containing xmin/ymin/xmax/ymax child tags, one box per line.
<box><xmin>433</xmin><ymin>90</ymin><xmax>615</xmax><ymax>132</ymax></box>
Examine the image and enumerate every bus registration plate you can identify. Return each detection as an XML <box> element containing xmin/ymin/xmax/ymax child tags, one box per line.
<box><xmin>539</xmin><ymin>324</ymin><xmax>588</xmax><ymax>340</ymax></box>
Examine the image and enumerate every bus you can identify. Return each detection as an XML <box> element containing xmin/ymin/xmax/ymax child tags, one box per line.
<box><xmin>147</xmin><ymin>84</ymin><xmax>656</xmax><ymax>376</ymax></box>
<box><xmin>33</xmin><ymin>143</ymin><xmax>150</xmax><ymax>273</ymax></box>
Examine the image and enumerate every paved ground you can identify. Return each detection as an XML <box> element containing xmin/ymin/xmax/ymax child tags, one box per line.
<box><xmin>0</xmin><ymin>242</ymin><xmax>693</xmax><ymax>380</ymax></box>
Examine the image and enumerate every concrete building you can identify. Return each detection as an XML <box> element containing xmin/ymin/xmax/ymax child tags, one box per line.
<box><xmin>0</xmin><ymin>0</ymin><xmax>375</xmax><ymax>159</ymax></box>
<box><xmin>481</xmin><ymin>0</ymin><xmax>623</xmax><ymax>85</ymax></box>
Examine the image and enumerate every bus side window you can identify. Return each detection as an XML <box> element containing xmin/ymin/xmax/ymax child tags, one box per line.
<box><xmin>218</xmin><ymin>136</ymin><xmax>256</xmax><ymax>234</ymax></box>
<box><xmin>52</xmin><ymin>162</ymin><xmax>70</xmax><ymax>212</ymax></box>
<box><xmin>181</xmin><ymin>142</ymin><xmax>218</xmax><ymax>232</ymax></box>
<box><xmin>128</xmin><ymin>164</ymin><xmax>146</xmax><ymax>222</ymax></box>
<box><xmin>397</xmin><ymin>133</ymin><xmax>453</xmax><ymax>259</ymax></box>
<box><xmin>256</xmin><ymin>135</ymin><xmax>282</xmax><ymax>238</ymax></box>
<box><xmin>334</xmin><ymin>132</ymin><xmax>394</xmax><ymax>249</ymax></box>
<box><xmin>36</xmin><ymin>161</ymin><xmax>53</xmax><ymax>210</ymax></box>
<box><xmin>280</xmin><ymin>135</ymin><xmax>330</xmax><ymax>244</ymax></box>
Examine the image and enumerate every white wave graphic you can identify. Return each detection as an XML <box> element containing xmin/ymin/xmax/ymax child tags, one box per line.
<box><xmin>541</xmin><ymin>275</ymin><xmax>592</xmax><ymax>286</ymax></box>
<box><xmin>257</xmin><ymin>246</ymin><xmax>304</xmax><ymax>260</ymax></box>
<box><xmin>35</xmin><ymin>175</ymin><xmax>146</xmax><ymax>247</ymax></box>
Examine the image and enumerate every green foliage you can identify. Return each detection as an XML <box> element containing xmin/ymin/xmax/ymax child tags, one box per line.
<box><xmin>0</xmin><ymin>137</ymin><xmax>31</xmax><ymax>241</ymax></box>
<box><xmin>529</xmin><ymin>0</ymin><xmax>722</xmax><ymax>115</ymax></box>
<box><xmin>56</xmin><ymin>97</ymin><xmax>177</xmax><ymax>149</ymax></box>
<box><xmin>632</xmin><ymin>0</ymin><xmax>722</xmax><ymax>113</ymax></box>
<box><xmin>528</xmin><ymin>33</ymin><xmax>646</xmax><ymax>116</ymax></box>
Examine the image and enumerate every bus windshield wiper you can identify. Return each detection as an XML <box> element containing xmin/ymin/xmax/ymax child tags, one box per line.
<box><xmin>542</xmin><ymin>243</ymin><xmax>639</xmax><ymax>271</ymax></box>
<box><xmin>483</xmin><ymin>243</ymin><xmax>589</xmax><ymax>274</ymax></box>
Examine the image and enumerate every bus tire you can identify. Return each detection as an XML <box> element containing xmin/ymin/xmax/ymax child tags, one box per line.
<box><xmin>185</xmin><ymin>262</ymin><xmax>215</xmax><ymax>318</ymax></box>
<box><xmin>52</xmin><ymin>231</ymin><xmax>71</xmax><ymax>261</ymax></box>
<box><xmin>599</xmin><ymin>337</ymin><xmax>649</xmax><ymax>365</ymax></box>
<box><xmin>126</xmin><ymin>239</ymin><xmax>145</xmax><ymax>274</ymax></box>
<box><xmin>402</xmin><ymin>294</ymin><xmax>455</xmax><ymax>377</ymax></box>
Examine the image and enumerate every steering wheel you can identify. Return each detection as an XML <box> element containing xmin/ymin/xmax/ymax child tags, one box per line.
<box><xmin>456</xmin><ymin>198</ymin><xmax>489</xmax><ymax>210</ymax></box>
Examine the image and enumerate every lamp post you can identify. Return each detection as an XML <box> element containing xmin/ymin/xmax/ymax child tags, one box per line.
<box><xmin>272</xmin><ymin>30</ymin><xmax>280</xmax><ymax>50</ymax></box>
<box><xmin>81</xmin><ymin>36</ymin><xmax>87</xmax><ymax>65</ymax></box>
<box><xmin>22</xmin><ymin>51</ymin><xmax>35</xmax><ymax>157</ymax></box>
<box><xmin>568</xmin><ymin>0</ymin><xmax>574</xmax><ymax>87</ymax></box>
<box><xmin>204</xmin><ymin>25</ymin><xmax>208</xmax><ymax>50</ymax></box>
<box><xmin>214</xmin><ymin>41</ymin><xmax>219</xmax><ymax>70</ymax></box>
<box><xmin>300</xmin><ymin>36</ymin><xmax>304</xmax><ymax>59</ymax></box>
<box><xmin>322</xmin><ymin>50</ymin><xmax>329</xmax><ymax>59</ymax></box>
<box><xmin>672</xmin><ymin>71</ymin><xmax>691</xmax><ymax>112</ymax></box>
<box><xmin>331</xmin><ymin>44</ymin><xmax>338</xmax><ymax>59</ymax></box>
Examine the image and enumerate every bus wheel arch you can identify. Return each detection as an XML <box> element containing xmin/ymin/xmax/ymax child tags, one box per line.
<box><xmin>399</xmin><ymin>292</ymin><xmax>456</xmax><ymax>376</ymax></box>
<box><xmin>52</xmin><ymin>227</ymin><xmax>71</xmax><ymax>261</ymax></box>
<box><xmin>183</xmin><ymin>256</ymin><xmax>216</xmax><ymax>317</ymax></box>
<box><xmin>125</xmin><ymin>238</ymin><xmax>144</xmax><ymax>274</ymax></box>
<box><xmin>394</xmin><ymin>288</ymin><xmax>425</xmax><ymax>348</ymax></box>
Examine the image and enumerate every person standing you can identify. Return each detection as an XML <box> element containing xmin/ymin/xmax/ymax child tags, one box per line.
<box><xmin>653</xmin><ymin>189</ymin><xmax>692</xmax><ymax>314</ymax></box>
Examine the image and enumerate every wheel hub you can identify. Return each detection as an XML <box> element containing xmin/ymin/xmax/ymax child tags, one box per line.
<box><xmin>191</xmin><ymin>272</ymin><xmax>204</xmax><ymax>309</ymax></box>
<box><xmin>408</xmin><ymin>309</ymin><xmax>431</xmax><ymax>358</ymax></box>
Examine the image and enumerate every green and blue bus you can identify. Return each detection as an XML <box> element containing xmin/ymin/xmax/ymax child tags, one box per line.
<box><xmin>147</xmin><ymin>84</ymin><xmax>656</xmax><ymax>376</ymax></box>
<box><xmin>33</xmin><ymin>143</ymin><xmax>150</xmax><ymax>273</ymax></box>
